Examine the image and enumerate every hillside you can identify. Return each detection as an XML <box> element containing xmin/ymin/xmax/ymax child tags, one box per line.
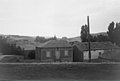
<box><xmin>67</xmin><ymin>32</ymin><xmax>108</xmax><ymax>42</ymax></box>
<box><xmin>67</xmin><ymin>36</ymin><xmax>81</xmax><ymax>42</ymax></box>
<box><xmin>1</xmin><ymin>35</ymin><xmax>37</xmax><ymax>50</ymax></box>
<box><xmin>7</xmin><ymin>35</ymin><xmax>35</xmax><ymax>42</ymax></box>
<box><xmin>91</xmin><ymin>32</ymin><xmax>108</xmax><ymax>37</ymax></box>
<box><xmin>0</xmin><ymin>32</ymin><xmax>108</xmax><ymax>50</ymax></box>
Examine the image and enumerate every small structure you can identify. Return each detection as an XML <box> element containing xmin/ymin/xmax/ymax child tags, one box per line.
<box><xmin>73</xmin><ymin>42</ymin><xmax>120</xmax><ymax>62</ymax></box>
<box><xmin>67</xmin><ymin>37</ymin><xmax>81</xmax><ymax>45</ymax></box>
<box><xmin>36</xmin><ymin>40</ymin><xmax>73</xmax><ymax>62</ymax></box>
<box><xmin>16</xmin><ymin>41</ymin><xmax>43</xmax><ymax>60</ymax></box>
<box><xmin>17</xmin><ymin>44</ymin><xmax>36</xmax><ymax>59</ymax></box>
<box><xmin>0</xmin><ymin>55</ymin><xmax>24</xmax><ymax>62</ymax></box>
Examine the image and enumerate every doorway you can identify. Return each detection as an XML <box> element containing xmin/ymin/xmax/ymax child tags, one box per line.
<box><xmin>55</xmin><ymin>51</ymin><xmax>61</xmax><ymax>62</ymax></box>
<box><xmin>28</xmin><ymin>50</ymin><xmax>35</xmax><ymax>59</ymax></box>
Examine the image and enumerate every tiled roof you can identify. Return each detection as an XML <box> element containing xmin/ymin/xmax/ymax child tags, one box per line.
<box><xmin>74</xmin><ymin>42</ymin><xmax>120</xmax><ymax>51</ymax></box>
<box><xmin>37</xmin><ymin>40</ymin><xmax>72</xmax><ymax>48</ymax></box>
<box><xmin>16</xmin><ymin>42</ymin><xmax>43</xmax><ymax>50</ymax></box>
<box><xmin>18</xmin><ymin>44</ymin><xmax>36</xmax><ymax>50</ymax></box>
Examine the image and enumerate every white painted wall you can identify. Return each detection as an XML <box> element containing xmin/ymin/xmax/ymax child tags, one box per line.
<box><xmin>83</xmin><ymin>50</ymin><xmax>104</xmax><ymax>60</ymax></box>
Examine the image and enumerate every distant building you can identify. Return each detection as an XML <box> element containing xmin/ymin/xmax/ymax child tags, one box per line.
<box><xmin>36</xmin><ymin>40</ymin><xmax>73</xmax><ymax>62</ymax></box>
<box><xmin>21</xmin><ymin>44</ymin><xmax>36</xmax><ymax>59</ymax></box>
<box><xmin>16</xmin><ymin>40</ymin><xmax>43</xmax><ymax>59</ymax></box>
<box><xmin>16</xmin><ymin>43</ymin><xmax>38</xmax><ymax>59</ymax></box>
<box><xmin>73</xmin><ymin>42</ymin><xmax>120</xmax><ymax>62</ymax></box>
<box><xmin>67</xmin><ymin>37</ymin><xmax>81</xmax><ymax>45</ymax></box>
<box><xmin>69</xmin><ymin>41</ymin><xmax>80</xmax><ymax>45</ymax></box>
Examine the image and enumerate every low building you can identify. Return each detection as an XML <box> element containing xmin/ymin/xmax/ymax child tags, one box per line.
<box><xmin>16</xmin><ymin>43</ymin><xmax>36</xmax><ymax>59</ymax></box>
<box><xmin>98</xmin><ymin>49</ymin><xmax>120</xmax><ymax>62</ymax></box>
<box><xmin>21</xmin><ymin>44</ymin><xmax>36</xmax><ymax>59</ymax></box>
<box><xmin>73</xmin><ymin>42</ymin><xmax>120</xmax><ymax>62</ymax></box>
<box><xmin>16</xmin><ymin>41</ymin><xmax>43</xmax><ymax>59</ymax></box>
<box><xmin>36</xmin><ymin>40</ymin><xmax>73</xmax><ymax>62</ymax></box>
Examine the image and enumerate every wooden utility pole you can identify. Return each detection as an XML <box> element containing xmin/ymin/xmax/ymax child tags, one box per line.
<box><xmin>87</xmin><ymin>16</ymin><xmax>91</xmax><ymax>62</ymax></box>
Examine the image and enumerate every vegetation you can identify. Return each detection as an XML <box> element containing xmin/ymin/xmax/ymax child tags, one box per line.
<box><xmin>0</xmin><ymin>36</ymin><xmax>24</xmax><ymax>55</ymax></box>
<box><xmin>107</xmin><ymin>22</ymin><xmax>120</xmax><ymax>46</ymax></box>
<box><xmin>81</xmin><ymin>24</ymin><xmax>88</xmax><ymax>42</ymax></box>
<box><xmin>80</xmin><ymin>21</ymin><xmax>120</xmax><ymax>44</ymax></box>
<box><xmin>35</xmin><ymin>35</ymin><xmax>57</xmax><ymax>43</ymax></box>
<box><xmin>80</xmin><ymin>25</ymin><xmax>109</xmax><ymax>42</ymax></box>
<box><xmin>0</xmin><ymin>63</ymin><xmax>120</xmax><ymax>80</ymax></box>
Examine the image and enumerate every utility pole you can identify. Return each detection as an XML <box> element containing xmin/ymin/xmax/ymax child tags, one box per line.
<box><xmin>87</xmin><ymin>16</ymin><xmax>91</xmax><ymax>62</ymax></box>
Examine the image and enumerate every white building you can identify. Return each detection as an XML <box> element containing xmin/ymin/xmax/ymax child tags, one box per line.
<box><xmin>73</xmin><ymin>42</ymin><xmax>120</xmax><ymax>62</ymax></box>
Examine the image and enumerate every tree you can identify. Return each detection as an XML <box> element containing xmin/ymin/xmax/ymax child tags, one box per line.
<box><xmin>35</xmin><ymin>36</ymin><xmax>58</xmax><ymax>43</ymax></box>
<box><xmin>107</xmin><ymin>22</ymin><xmax>115</xmax><ymax>43</ymax></box>
<box><xmin>0</xmin><ymin>36</ymin><xmax>24</xmax><ymax>55</ymax></box>
<box><xmin>96</xmin><ymin>35</ymin><xmax>109</xmax><ymax>42</ymax></box>
<box><xmin>35</xmin><ymin>36</ymin><xmax>46</xmax><ymax>43</ymax></box>
<box><xmin>107</xmin><ymin>22</ymin><xmax>120</xmax><ymax>46</ymax></box>
<box><xmin>81</xmin><ymin>24</ymin><xmax>88</xmax><ymax>42</ymax></box>
<box><xmin>114</xmin><ymin>23</ymin><xmax>120</xmax><ymax>45</ymax></box>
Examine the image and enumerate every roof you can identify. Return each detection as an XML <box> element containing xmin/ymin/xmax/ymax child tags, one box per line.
<box><xmin>74</xmin><ymin>42</ymin><xmax>120</xmax><ymax>51</ymax></box>
<box><xmin>16</xmin><ymin>42</ymin><xmax>43</xmax><ymax>50</ymax></box>
<box><xmin>18</xmin><ymin>44</ymin><xmax>36</xmax><ymax>50</ymax></box>
<box><xmin>37</xmin><ymin>40</ymin><xmax>72</xmax><ymax>48</ymax></box>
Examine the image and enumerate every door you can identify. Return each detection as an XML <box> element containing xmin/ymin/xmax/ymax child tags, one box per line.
<box><xmin>55</xmin><ymin>51</ymin><xmax>60</xmax><ymax>62</ymax></box>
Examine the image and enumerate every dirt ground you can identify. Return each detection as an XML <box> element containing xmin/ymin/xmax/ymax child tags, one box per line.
<box><xmin>0</xmin><ymin>63</ymin><xmax>120</xmax><ymax>81</ymax></box>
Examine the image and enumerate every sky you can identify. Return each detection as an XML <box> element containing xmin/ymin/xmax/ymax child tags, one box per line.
<box><xmin>0</xmin><ymin>0</ymin><xmax>120</xmax><ymax>38</ymax></box>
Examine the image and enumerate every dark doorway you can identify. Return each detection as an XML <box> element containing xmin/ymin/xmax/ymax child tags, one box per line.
<box><xmin>28</xmin><ymin>50</ymin><xmax>35</xmax><ymax>59</ymax></box>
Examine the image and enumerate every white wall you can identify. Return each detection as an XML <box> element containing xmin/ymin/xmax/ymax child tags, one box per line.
<box><xmin>83</xmin><ymin>50</ymin><xmax>104</xmax><ymax>60</ymax></box>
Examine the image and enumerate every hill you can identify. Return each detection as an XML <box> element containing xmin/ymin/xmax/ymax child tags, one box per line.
<box><xmin>67</xmin><ymin>32</ymin><xmax>108</xmax><ymax>43</ymax></box>
<box><xmin>0</xmin><ymin>32</ymin><xmax>108</xmax><ymax>50</ymax></box>
<box><xmin>67</xmin><ymin>36</ymin><xmax>81</xmax><ymax>42</ymax></box>
<box><xmin>91</xmin><ymin>32</ymin><xmax>108</xmax><ymax>37</ymax></box>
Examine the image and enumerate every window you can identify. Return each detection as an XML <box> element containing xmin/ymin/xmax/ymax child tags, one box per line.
<box><xmin>99</xmin><ymin>52</ymin><xmax>102</xmax><ymax>56</ymax></box>
<box><xmin>56</xmin><ymin>51</ymin><xmax>60</xmax><ymax>59</ymax></box>
<box><xmin>46</xmin><ymin>51</ymin><xmax>51</xmax><ymax>57</ymax></box>
<box><xmin>65</xmin><ymin>50</ymin><xmax>68</xmax><ymax>56</ymax></box>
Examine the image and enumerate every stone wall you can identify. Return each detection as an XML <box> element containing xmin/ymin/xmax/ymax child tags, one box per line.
<box><xmin>36</xmin><ymin>47</ymin><xmax>73</xmax><ymax>62</ymax></box>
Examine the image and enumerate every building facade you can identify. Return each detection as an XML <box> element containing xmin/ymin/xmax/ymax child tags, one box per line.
<box><xmin>73</xmin><ymin>42</ymin><xmax>120</xmax><ymax>62</ymax></box>
<box><xmin>36</xmin><ymin>40</ymin><xmax>73</xmax><ymax>62</ymax></box>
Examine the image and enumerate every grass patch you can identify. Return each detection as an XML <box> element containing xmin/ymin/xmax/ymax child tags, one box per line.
<box><xmin>0</xmin><ymin>63</ymin><xmax>120</xmax><ymax>80</ymax></box>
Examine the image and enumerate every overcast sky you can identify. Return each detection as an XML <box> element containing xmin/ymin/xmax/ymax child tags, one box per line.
<box><xmin>0</xmin><ymin>0</ymin><xmax>120</xmax><ymax>38</ymax></box>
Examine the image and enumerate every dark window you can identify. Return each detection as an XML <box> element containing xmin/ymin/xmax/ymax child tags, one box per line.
<box><xmin>28</xmin><ymin>50</ymin><xmax>35</xmax><ymax>59</ymax></box>
<box><xmin>99</xmin><ymin>52</ymin><xmax>102</xmax><ymax>56</ymax></box>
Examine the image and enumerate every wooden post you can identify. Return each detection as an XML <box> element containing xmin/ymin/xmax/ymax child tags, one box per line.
<box><xmin>87</xmin><ymin>16</ymin><xmax>91</xmax><ymax>62</ymax></box>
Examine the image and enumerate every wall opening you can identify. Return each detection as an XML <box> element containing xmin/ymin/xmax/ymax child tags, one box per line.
<box><xmin>28</xmin><ymin>50</ymin><xmax>35</xmax><ymax>59</ymax></box>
